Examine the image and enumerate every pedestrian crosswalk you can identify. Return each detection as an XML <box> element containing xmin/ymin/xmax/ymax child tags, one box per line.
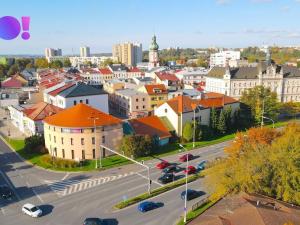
<box><xmin>45</xmin><ymin>172</ymin><xmax>134</xmax><ymax>197</ymax></box>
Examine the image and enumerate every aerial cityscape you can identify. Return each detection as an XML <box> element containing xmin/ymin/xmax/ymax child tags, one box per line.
<box><xmin>0</xmin><ymin>1</ymin><xmax>300</xmax><ymax>225</ymax></box>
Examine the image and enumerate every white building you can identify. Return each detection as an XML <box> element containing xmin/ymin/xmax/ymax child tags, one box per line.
<box><xmin>205</xmin><ymin>52</ymin><xmax>300</xmax><ymax>102</ymax></box>
<box><xmin>43</xmin><ymin>82</ymin><xmax>109</xmax><ymax>113</ymax></box>
<box><xmin>113</xmin><ymin>42</ymin><xmax>142</xmax><ymax>66</ymax></box>
<box><xmin>175</xmin><ymin>67</ymin><xmax>208</xmax><ymax>85</ymax></box>
<box><xmin>0</xmin><ymin>93</ymin><xmax>19</xmax><ymax>108</ymax></box>
<box><xmin>46</xmin><ymin>56</ymin><xmax>68</xmax><ymax>63</ymax></box>
<box><xmin>45</xmin><ymin>48</ymin><xmax>62</xmax><ymax>58</ymax></box>
<box><xmin>210</xmin><ymin>50</ymin><xmax>240</xmax><ymax>68</ymax></box>
<box><xmin>80</xmin><ymin>46</ymin><xmax>90</xmax><ymax>57</ymax></box>
<box><xmin>69</xmin><ymin>56</ymin><xmax>117</xmax><ymax>67</ymax></box>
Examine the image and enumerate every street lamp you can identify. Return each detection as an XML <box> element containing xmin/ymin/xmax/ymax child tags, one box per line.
<box><xmin>262</xmin><ymin>116</ymin><xmax>275</xmax><ymax>128</ymax></box>
<box><xmin>89</xmin><ymin>116</ymin><xmax>99</xmax><ymax>169</ymax></box>
<box><xmin>260</xmin><ymin>97</ymin><xmax>274</xmax><ymax>128</ymax></box>
<box><xmin>179</xmin><ymin>144</ymin><xmax>188</xmax><ymax>224</ymax></box>
<box><xmin>191</xmin><ymin>104</ymin><xmax>201</xmax><ymax>148</ymax></box>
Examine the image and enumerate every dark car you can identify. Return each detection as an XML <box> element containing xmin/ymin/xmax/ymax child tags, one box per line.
<box><xmin>181</xmin><ymin>189</ymin><xmax>199</xmax><ymax>201</ymax></box>
<box><xmin>162</xmin><ymin>165</ymin><xmax>178</xmax><ymax>174</ymax></box>
<box><xmin>179</xmin><ymin>153</ymin><xmax>194</xmax><ymax>162</ymax></box>
<box><xmin>138</xmin><ymin>201</ymin><xmax>163</xmax><ymax>212</ymax></box>
<box><xmin>0</xmin><ymin>185</ymin><xmax>13</xmax><ymax>199</ymax></box>
<box><xmin>83</xmin><ymin>218</ymin><xmax>106</xmax><ymax>225</ymax></box>
<box><xmin>158</xmin><ymin>173</ymin><xmax>175</xmax><ymax>184</ymax></box>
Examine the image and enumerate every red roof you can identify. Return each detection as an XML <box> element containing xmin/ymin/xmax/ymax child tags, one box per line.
<box><xmin>99</xmin><ymin>68</ymin><xmax>113</xmax><ymax>75</ymax></box>
<box><xmin>144</xmin><ymin>84</ymin><xmax>168</xmax><ymax>95</ymax></box>
<box><xmin>48</xmin><ymin>83</ymin><xmax>75</xmax><ymax>96</ymax></box>
<box><xmin>1</xmin><ymin>77</ymin><xmax>22</xmax><ymax>88</ymax></box>
<box><xmin>129</xmin><ymin>67</ymin><xmax>141</xmax><ymax>73</ymax></box>
<box><xmin>156</xmin><ymin>72</ymin><xmax>179</xmax><ymax>82</ymax></box>
<box><xmin>129</xmin><ymin>116</ymin><xmax>171</xmax><ymax>139</ymax></box>
<box><xmin>23</xmin><ymin>102</ymin><xmax>62</xmax><ymax>121</ymax></box>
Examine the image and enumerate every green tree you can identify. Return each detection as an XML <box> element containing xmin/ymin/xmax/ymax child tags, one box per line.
<box><xmin>240</xmin><ymin>86</ymin><xmax>280</xmax><ymax>125</ymax></box>
<box><xmin>49</xmin><ymin>60</ymin><xmax>63</xmax><ymax>69</ymax></box>
<box><xmin>0</xmin><ymin>64</ymin><xmax>8</xmax><ymax>78</ymax></box>
<box><xmin>196</xmin><ymin>57</ymin><xmax>208</xmax><ymax>68</ymax></box>
<box><xmin>210</xmin><ymin>107</ymin><xmax>218</xmax><ymax>133</ymax></box>
<box><xmin>25</xmin><ymin>63</ymin><xmax>34</xmax><ymax>69</ymax></box>
<box><xmin>24</xmin><ymin>135</ymin><xmax>46</xmax><ymax>154</ymax></box>
<box><xmin>7</xmin><ymin>64</ymin><xmax>20</xmax><ymax>76</ymax></box>
<box><xmin>224</xmin><ymin>106</ymin><xmax>232</xmax><ymax>130</ymax></box>
<box><xmin>217</xmin><ymin>110</ymin><xmax>227</xmax><ymax>134</ymax></box>
<box><xmin>35</xmin><ymin>58</ymin><xmax>49</xmax><ymax>68</ymax></box>
<box><xmin>297</xmin><ymin>61</ymin><xmax>300</xmax><ymax>68</ymax></box>
<box><xmin>120</xmin><ymin>135</ymin><xmax>153</xmax><ymax>158</ymax></box>
<box><xmin>100</xmin><ymin>58</ymin><xmax>114</xmax><ymax>68</ymax></box>
<box><xmin>63</xmin><ymin>59</ymin><xmax>71</xmax><ymax>67</ymax></box>
<box><xmin>182</xmin><ymin>122</ymin><xmax>193</xmax><ymax>142</ymax></box>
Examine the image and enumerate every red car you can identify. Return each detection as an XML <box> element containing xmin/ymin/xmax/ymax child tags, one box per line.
<box><xmin>156</xmin><ymin>161</ymin><xmax>170</xmax><ymax>169</ymax></box>
<box><xmin>184</xmin><ymin>166</ymin><xmax>196</xmax><ymax>174</ymax></box>
<box><xmin>179</xmin><ymin>153</ymin><xmax>194</xmax><ymax>162</ymax></box>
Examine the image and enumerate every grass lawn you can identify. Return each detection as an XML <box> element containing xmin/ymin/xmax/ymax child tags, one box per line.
<box><xmin>176</xmin><ymin>200</ymin><xmax>216</xmax><ymax>225</ymax></box>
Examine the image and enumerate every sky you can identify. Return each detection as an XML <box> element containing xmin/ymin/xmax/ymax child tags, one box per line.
<box><xmin>0</xmin><ymin>0</ymin><xmax>300</xmax><ymax>55</ymax></box>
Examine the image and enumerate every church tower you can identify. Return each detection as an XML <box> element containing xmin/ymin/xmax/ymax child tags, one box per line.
<box><xmin>148</xmin><ymin>35</ymin><xmax>159</xmax><ymax>69</ymax></box>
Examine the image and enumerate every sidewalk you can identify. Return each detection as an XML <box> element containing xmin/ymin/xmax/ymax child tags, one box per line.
<box><xmin>0</xmin><ymin>107</ymin><xmax>26</xmax><ymax>139</ymax></box>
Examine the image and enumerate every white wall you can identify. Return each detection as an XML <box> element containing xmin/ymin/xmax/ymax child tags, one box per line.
<box><xmin>154</xmin><ymin>103</ymin><xmax>179</xmax><ymax>134</ymax></box>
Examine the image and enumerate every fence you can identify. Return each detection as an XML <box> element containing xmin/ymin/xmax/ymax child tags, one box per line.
<box><xmin>191</xmin><ymin>196</ymin><xmax>210</xmax><ymax>211</ymax></box>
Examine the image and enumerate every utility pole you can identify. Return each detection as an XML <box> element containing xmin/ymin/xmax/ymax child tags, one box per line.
<box><xmin>179</xmin><ymin>144</ymin><xmax>188</xmax><ymax>224</ymax></box>
<box><xmin>261</xmin><ymin>99</ymin><xmax>265</xmax><ymax>128</ymax></box>
<box><xmin>89</xmin><ymin>115</ymin><xmax>99</xmax><ymax>169</ymax></box>
<box><xmin>193</xmin><ymin>109</ymin><xmax>196</xmax><ymax>148</ymax></box>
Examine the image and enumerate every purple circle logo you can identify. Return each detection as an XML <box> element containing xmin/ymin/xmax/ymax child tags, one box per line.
<box><xmin>0</xmin><ymin>16</ymin><xmax>21</xmax><ymax>40</ymax></box>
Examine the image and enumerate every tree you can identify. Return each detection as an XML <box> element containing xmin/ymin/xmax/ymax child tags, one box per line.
<box><xmin>279</xmin><ymin>102</ymin><xmax>300</xmax><ymax>118</ymax></box>
<box><xmin>25</xmin><ymin>63</ymin><xmax>34</xmax><ymax>69</ymax></box>
<box><xmin>7</xmin><ymin>64</ymin><xmax>19</xmax><ymax>76</ymax></box>
<box><xmin>120</xmin><ymin>135</ymin><xmax>153</xmax><ymax>158</ymax></box>
<box><xmin>100</xmin><ymin>58</ymin><xmax>114</xmax><ymax>68</ymax></box>
<box><xmin>217</xmin><ymin>110</ymin><xmax>227</xmax><ymax>134</ymax></box>
<box><xmin>210</xmin><ymin>107</ymin><xmax>218</xmax><ymax>133</ymax></box>
<box><xmin>63</xmin><ymin>59</ymin><xmax>71</xmax><ymax>67</ymax></box>
<box><xmin>223</xmin><ymin>106</ymin><xmax>232</xmax><ymax>130</ymax></box>
<box><xmin>49</xmin><ymin>60</ymin><xmax>63</xmax><ymax>69</ymax></box>
<box><xmin>35</xmin><ymin>58</ymin><xmax>49</xmax><ymax>68</ymax></box>
<box><xmin>297</xmin><ymin>61</ymin><xmax>300</xmax><ymax>68</ymax></box>
<box><xmin>196</xmin><ymin>57</ymin><xmax>208</xmax><ymax>68</ymax></box>
<box><xmin>240</xmin><ymin>86</ymin><xmax>280</xmax><ymax>125</ymax></box>
<box><xmin>182</xmin><ymin>122</ymin><xmax>193</xmax><ymax>142</ymax></box>
<box><xmin>205</xmin><ymin>123</ymin><xmax>300</xmax><ymax>205</ymax></box>
<box><xmin>15</xmin><ymin>58</ymin><xmax>32</xmax><ymax>71</ymax></box>
<box><xmin>0</xmin><ymin>64</ymin><xmax>8</xmax><ymax>78</ymax></box>
<box><xmin>24</xmin><ymin>135</ymin><xmax>46</xmax><ymax>154</ymax></box>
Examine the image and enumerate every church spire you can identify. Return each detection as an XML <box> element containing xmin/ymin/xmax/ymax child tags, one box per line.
<box><xmin>266</xmin><ymin>46</ymin><xmax>271</xmax><ymax>66</ymax></box>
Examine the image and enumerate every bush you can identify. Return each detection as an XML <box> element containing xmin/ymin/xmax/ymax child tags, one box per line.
<box><xmin>121</xmin><ymin>134</ymin><xmax>154</xmax><ymax>158</ymax></box>
<box><xmin>40</xmin><ymin>155</ymin><xmax>78</xmax><ymax>168</ymax></box>
<box><xmin>24</xmin><ymin>135</ymin><xmax>45</xmax><ymax>154</ymax></box>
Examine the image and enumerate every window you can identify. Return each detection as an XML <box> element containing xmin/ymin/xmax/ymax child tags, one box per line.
<box><xmin>62</xmin><ymin>149</ymin><xmax>65</xmax><ymax>158</ymax></box>
<box><xmin>54</xmin><ymin>136</ymin><xmax>56</xmax><ymax>143</ymax></box>
<box><xmin>70</xmin><ymin>138</ymin><xmax>73</xmax><ymax>145</ymax></box>
<box><xmin>49</xmin><ymin>134</ymin><xmax>51</xmax><ymax>141</ymax></box>
<box><xmin>143</xmin><ymin>105</ymin><xmax>145</xmax><ymax>109</ymax></box>
<box><xmin>165</xmin><ymin>108</ymin><xmax>168</xmax><ymax>113</ymax></box>
<box><xmin>53</xmin><ymin>127</ymin><xmax>56</xmax><ymax>131</ymax></box>
<box><xmin>102</xmin><ymin>127</ymin><xmax>104</xmax><ymax>131</ymax></box>
<box><xmin>92</xmin><ymin>137</ymin><xmax>95</xmax><ymax>144</ymax></box>
<box><xmin>91</xmin><ymin>128</ymin><xmax>95</xmax><ymax>133</ymax></box>
<box><xmin>102</xmin><ymin>136</ymin><xmax>105</xmax><ymax>144</ymax></box>
<box><xmin>71</xmin><ymin>150</ymin><xmax>74</xmax><ymax>159</ymax></box>
<box><xmin>54</xmin><ymin>148</ymin><xmax>57</xmax><ymax>157</ymax></box>
<box><xmin>136</xmin><ymin>98</ymin><xmax>138</xmax><ymax>102</ymax></box>
<box><xmin>74</xmin><ymin>100</ymin><xmax>77</xmax><ymax>105</ymax></box>
<box><xmin>82</xmin><ymin>150</ymin><xmax>85</xmax><ymax>160</ymax></box>
<box><xmin>80</xmin><ymin>100</ymin><xmax>83</xmax><ymax>103</ymax></box>
<box><xmin>86</xmin><ymin>99</ymin><xmax>89</xmax><ymax>104</ymax></box>
<box><xmin>136</xmin><ymin>106</ymin><xmax>139</xmax><ymax>109</ymax></box>
<box><xmin>142</xmin><ymin>98</ymin><xmax>145</xmax><ymax>101</ymax></box>
<box><xmin>81</xmin><ymin>138</ymin><xmax>84</xmax><ymax>145</ymax></box>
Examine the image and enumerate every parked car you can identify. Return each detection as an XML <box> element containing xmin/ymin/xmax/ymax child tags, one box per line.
<box><xmin>0</xmin><ymin>185</ymin><xmax>13</xmax><ymax>199</ymax></box>
<box><xmin>156</xmin><ymin>161</ymin><xmax>170</xmax><ymax>169</ymax></box>
<box><xmin>22</xmin><ymin>203</ymin><xmax>42</xmax><ymax>218</ymax></box>
<box><xmin>158</xmin><ymin>173</ymin><xmax>175</xmax><ymax>184</ymax></box>
<box><xmin>179</xmin><ymin>153</ymin><xmax>194</xmax><ymax>162</ymax></box>
<box><xmin>162</xmin><ymin>165</ymin><xmax>178</xmax><ymax>174</ymax></box>
<box><xmin>83</xmin><ymin>218</ymin><xmax>106</xmax><ymax>225</ymax></box>
<box><xmin>184</xmin><ymin>166</ymin><xmax>196</xmax><ymax>174</ymax></box>
<box><xmin>138</xmin><ymin>201</ymin><xmax>162</xmax><ymax>212</ymax></box>
<box><xmin>197</xmin><ymin>160</ymin><xmax>207</xmax><ymax>171</ymax></box>
<box><xmin>181</xmin><ymin>189</ymin><xmax>200</xmax><ymax>201</ymax></box>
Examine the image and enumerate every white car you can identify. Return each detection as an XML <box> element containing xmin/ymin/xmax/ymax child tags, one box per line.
<box><xmin>22</xmin><ymin>203</ymin><xmax>42</xmax><ymax>218</ymax></box>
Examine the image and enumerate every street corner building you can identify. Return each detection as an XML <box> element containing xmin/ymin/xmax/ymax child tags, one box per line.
<box><xmin>43</xmin><ymin>103</ymin><xmax>123</xmax><ymax>161</ymax></box>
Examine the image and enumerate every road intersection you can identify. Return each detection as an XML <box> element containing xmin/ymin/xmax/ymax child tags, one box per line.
<box><xmin>0</xmin><ymin>137</ymin><xmax>229</xmax><ymax>225</ymax></box>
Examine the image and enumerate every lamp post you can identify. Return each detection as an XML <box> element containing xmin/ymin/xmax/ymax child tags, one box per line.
<box><xmin>191</xmin><ymin>104</ymin><xmax>200</xmax><ymax>149</ymax></box>
<box><xmin>89</xmin><ymin>116</ymin><xmax>99</xmax><ymax>169</ymax></box>
<box><xmin>179</xmin><ymin>144</ymin><xmax>188</xmax><ymax>224</ymax></box>
<box><xmin>262</xmin><ymin>116</ymin><xmax>275</xmax><ymax>128</ymax></box>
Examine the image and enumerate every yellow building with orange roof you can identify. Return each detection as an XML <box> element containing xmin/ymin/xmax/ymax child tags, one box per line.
<box><xmin>43</xmin><ymin>103</ymin><xmax>123</xmax><ymax>161</ymax></box>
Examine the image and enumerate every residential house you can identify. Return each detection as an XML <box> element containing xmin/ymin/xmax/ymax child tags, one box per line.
<box><xmin>154</xmin><ymin>93</ymin><xmax>239</xmax><ymax>136</ymax></box>
<box><xmin>154</xmin><ymin>72</ymin><xmax>181</xmax><ymax>91</ymax></box>
<box><xmin>0</xmin><ymin>93</ymin><xmax>19</xmax><ymax>108</ymax></box>
<box><xmin>138</xmin><ymin>84</ymin><xmax>168</xmax><ymax>111</ymax></box>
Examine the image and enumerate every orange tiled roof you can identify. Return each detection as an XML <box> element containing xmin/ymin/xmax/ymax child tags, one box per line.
<box><xmin>165</xmin><ymin>94</ymin><xmax>238</xmax><ymax>114</ymax></box>
<box><xmin>23</xmin><ymin>102</ymin><xmax>62</xmax><ymax>121</ymax></box>
<box><xmin>129</xmin><ymin>116</ymin><xmax>171</xmax><ymax>139</ymax></box>
<box><xmin>144</xmin><ymin>84</ymin><xmax>168</xmax><ymax>95</ymax></box>
<box><xmin>156</xmin><ymin>72</ymin><xmax>179</xmax><ymax>82</ymax></box>
<box><xmin>44</xmin><ymin>103</ymin><xmax>122</xmax><ymax>127</ymax></box>
<box><xmin>99</xmin><ymin>68</ymin><xmax>113</xmax><ymax>75</ymax></box>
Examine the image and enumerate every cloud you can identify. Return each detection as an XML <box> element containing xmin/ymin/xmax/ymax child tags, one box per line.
<box><xmin>250</xmin><ymin>0</ymin><xmax>273</xmax><ymax>2</ymax></box>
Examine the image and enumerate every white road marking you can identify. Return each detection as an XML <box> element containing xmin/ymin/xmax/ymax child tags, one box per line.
<box><xmin>135</xmin><ymin>172</ymin><xmax>163</xmax><ymax>187</ymax></box>
<box><xmin>45</xmin><ymin>172</ymin><xmax>134</xmax><ymax>197</ymax></box>
<box><xmin>62</xmin><ymin>173</ymin><xmax>69</xmax><ymax>180</ymax></box>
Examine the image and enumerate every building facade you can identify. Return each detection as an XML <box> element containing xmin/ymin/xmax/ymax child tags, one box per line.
<box><xmin>112</xmin><ymin>42</ymin><xmax>142</xmax><ymax>66</ymax></box>
<box><xmin>210</xmin><ymin>50</ymin><xmax>240</xmax><ymax>68</ymax></box>
<box><xmin>138</xmin><ymin>84</ymin><xmax>168</xmax><ymax>111</ymax></box>
<box><xmin>44</xmin><ymin>103</ymin><xmax>123</xmax><ymax>161</ymax></box>
<box><xmin>148</xmin><ymin>35</ymin><xmax>160</xmax><ymax>69</ymax></box>
<box><xmin>80</xmin><ymin>46</ymin><xmax>90</xmax><ymax>57</ymax></box>
<box><xmin>45</xmin><ymin>48</ymin><xmax>62</xmax><ymax>58</ymax></box>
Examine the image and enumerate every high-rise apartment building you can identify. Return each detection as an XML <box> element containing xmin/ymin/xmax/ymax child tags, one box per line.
<box><xmin>112</xmin><ymin>42</ymin><xmax>142</xmax><ymax>66</ymax></box>
<box><xmin>209</xmin><ymin>50</ymin><xmax>240</xmax><ymax>68</ymax></box>
<box><xmin>80</xmin><ymin>46</ymin><xmax>91</xmax><ymax>57</ymax></box>
<box><xmin>45</xmin><ymin>48</ymin><xmax>62</xmax><ymax>58</ymax></box>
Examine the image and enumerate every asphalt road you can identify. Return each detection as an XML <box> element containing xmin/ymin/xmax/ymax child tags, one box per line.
<box><xmin>0</xmin><ymin>136</ymin><xmax>229</xmax><ymax>225</ymax></box>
